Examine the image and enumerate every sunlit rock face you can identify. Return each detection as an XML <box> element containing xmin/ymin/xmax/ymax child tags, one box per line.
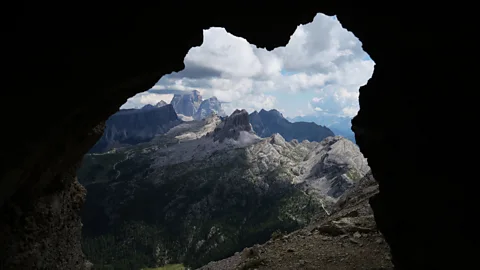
<box><xmin>194</xmin><ymin>97</ymin><xmax>227</xmax><ymax>120</ymax></box>
<box><xmin>171</xmin><ymin>90</ymin><xmax>203</xmax><ymax>117</ymax></box>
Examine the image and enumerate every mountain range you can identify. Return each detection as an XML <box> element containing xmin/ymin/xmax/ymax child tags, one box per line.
<box><xmin>171</xmin><ymin>90</ymin><xmax>227</xmax><ymax>120</ymax></box>
<box><xmin>78</xmin><ymin>110</ymin><xmax>369</xmax><ymax>269</ymax></box>
<box><xmin>249</xmin><ymin>109</ymin><xmax>334</xmax><ymax>142</ymax></box>
<box><xmin>89</xmin><ymin>92</ymin><xmax>341</xmax><ymax>153</ymax></box>
<box><xmin>290</xmin><ymin>113</ymin><xmax>356</xmax><ymax>142</ymax></box>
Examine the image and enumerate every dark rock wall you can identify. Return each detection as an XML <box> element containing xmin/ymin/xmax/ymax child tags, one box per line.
<box><xmin>3</xmin><ymin>2</ymin><xmax>472</xmax><ymax>269</ymax></box>
<box><xmin>89</xmin><ymin>104</ymin><xmax>180</xmax><ymax>153</ymax></box>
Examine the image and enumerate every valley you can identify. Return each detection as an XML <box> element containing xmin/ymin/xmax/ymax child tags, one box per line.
<box><xmin>78</xmin><ymin>108</ymin><xmax>371</xmax><ymax>269</ymax></box>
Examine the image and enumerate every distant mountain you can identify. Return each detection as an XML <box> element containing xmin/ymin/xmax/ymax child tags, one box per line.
<box><xmin>170</xmin><ymin>90</ymin><xmax>226</xmax><ymax>120</ymax></box>
<box><xmin>171</xmin><ymin>90</ymin><xmax>203</xmax><ymax>116</ymax></box>
<box><xmin>140</xmin><ymin>100</ymin><xmax>168</xmax><ymax>110</ymax></box>
<box><xmin>155</xmin><ymin>100</ymin><xmax>168</xmax><ymax>107</ymax></box>
<box><xmin>194</xmin><ymin>96</ymin><xmax>226</xmax><ymax>120</ymax></box>
<box><xmin>88</xmin><ymin>104</ymin><xmax>181</xmax><ymax>153</ymax></box>
<box><xmin>79</xmin><ymin>109</ymin><xmax>370</xmax><ymax>269</ymax></box>
<box><xmin>249</xmin><ymin>109</ymin><xmax>334</xmax><ymax>142</ymax></box>
<box><xmin>290</xmin><ymin>113</ymin><xmax>355</xmax><ymax>142</ymax></box>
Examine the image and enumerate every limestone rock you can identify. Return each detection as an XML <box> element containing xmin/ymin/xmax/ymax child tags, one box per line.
<box><xmin>171</xmin><ymin>90</ymin><xmax>203</xmax><ymax>116</ymax></box>
<box><xmin>194</xmin><ymin>97</ymin><xmax>226</xmax><ymax>120</ymax></box>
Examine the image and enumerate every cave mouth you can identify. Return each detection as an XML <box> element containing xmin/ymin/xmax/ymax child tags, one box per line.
<box><xmin>4</xmin><ymin>4</ymin><xmax>473</xmax><ymax>270</ymax></box>
<box><xmin>76</xmin><ymin>13</ymin><xmax>378</xmax><ymax>269</ymax></box>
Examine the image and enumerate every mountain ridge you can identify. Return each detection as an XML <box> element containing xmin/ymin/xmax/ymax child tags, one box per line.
<box><xmin>89</xmin><ymin>104</ymin><xmax>181</xmax><ymax>153</ymax></box>
<box><xmin>290</xmin><ymin>113</ymin><xmax>355</xmax><ymax>142</ymax></box>
<box><xmin>79</xmin><ymin>110</ymin><xmax>370</xmax><ymax>269</ymax></box>
<box><xmin>249</xmin><ymin>109</ymin><xmax>335</xmax><ymax>143</ymax></box>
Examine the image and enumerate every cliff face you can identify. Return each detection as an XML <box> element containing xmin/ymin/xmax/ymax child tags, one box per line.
<box><xmin>194</xmin><ymin>97</ymin><xmax>226</xmax><ymax>120</ymax></box>
<box><xmin>78</xmin><ymin>111</ymin><xmax>369</xmax><ymax>269</ymax></box>
<box><xmin>171</xmin><ymin>90</ymin><xmax>203</xmax><ymax>117</ymax></box>
<box><xmin>213</xmin><ymin>109</ymin><xmax>253</xmax><ymax>142</ymax></box>
<box><xmin>249</xmin><ymin>109</ymin><xmax>335</xmax><ymax>142</ymax></box>
<box><xmin>89</xmin><ymin>104</ymin><xmax>181</xmax><ymax>153</ymax></box>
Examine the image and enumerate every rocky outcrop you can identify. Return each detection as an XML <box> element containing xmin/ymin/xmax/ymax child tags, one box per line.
<box><xmin>155</xmin><ymin>100</ymin><xmax>168</xmax><ymax>107</ymax></box>
<box><xmin>213</xmin><ymin>109</ymin><xmax>253</xmax><ymax>142</ymax></box>
<box><xmin>78</xmin><ymin>115</ymin><xmax>368</xmax><ymax>269</ymax></box>
<box><xmin>89</xmin><ymin>104</ymin><xmax>181</xmax><ymax>153</ymax></box>
<box><xmin>194</xmin><ymin>97</ymin><xmax>226</xmax><ymax>120</ymax></box>
<box><xmin>0</xmin><ymin>167</ymin><xmax>88</xmax><ymax>269</ymax></box>
<box><xmin>250</xmin><ymin>109</ymin><xmax>334</xmax><ymax>142</ymax></box>
<box><xmin>198</xmin><ymin>172</ymin><xmax>392</xmax><ymax>270</ymax></box>
<box><xmin>171</xmin><ymin>90</ymin><xmax>203</xmax><ymax>117</ymax></box>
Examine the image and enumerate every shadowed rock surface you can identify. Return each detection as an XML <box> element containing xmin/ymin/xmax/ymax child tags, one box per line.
<box><xmin>213</xmin><ymin>109</ymin><xmax>253</xmax><ymax>142</ymax></box>
<box><xmin>250</xmin><ymin>109</ymin><xmax>334</xmax><ymax>142</ymax></box>
<box><xmin>3</xmin><ymin>3</ymin><xmax>473</xmax><ymax>270</ymax></box>
<box><xmin>155</xmin><ymin>100</ymin><xmax>168</xmax><ymax>108</ymax></box>
<box><xmin>89</xmin><ymin>104</ymin><xmax>181</xmax><ymax>153</ymax></box>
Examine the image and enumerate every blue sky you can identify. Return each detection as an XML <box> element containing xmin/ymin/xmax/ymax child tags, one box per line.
<box><xmin>122</xmin><ymin>13</ymin><xmax>375</xmax><ymax>119</ymax></box>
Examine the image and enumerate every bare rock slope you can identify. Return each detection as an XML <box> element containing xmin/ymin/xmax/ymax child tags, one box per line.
<box><xmin>198</xmin><ymin>173</ymin><xmax>393</xmax><ymax>270</ymax></box>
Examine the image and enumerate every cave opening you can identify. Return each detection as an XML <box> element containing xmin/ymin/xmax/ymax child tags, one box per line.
<box><xmin>77</xmin><ymin>13</ymin><xmax>383</xmax><ymax>270</ymax></box>
<box><xmin>3</xmin><ymin>4</ymin><xmax>473</xmax><ymax>270</ymax></box>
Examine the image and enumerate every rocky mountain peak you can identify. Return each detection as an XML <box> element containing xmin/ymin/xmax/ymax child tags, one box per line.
<box><xmin>269</xmin><ymin>133</ymin><xmax>287</xmax><ymax>147</ymax></box>
<box><xmin>192</xmin><ymin>89</ymin><xmax>201</xmax><ymax>100</ymax></box>
<box><xmin>213</xmin><ymin>109</ymin><xmax>253</xmax><ymax>142</ymax></box>
<box><xmin>141</xmin><ymin>104</ymin><xmax>155</xmax><ymax>110</ymax></box>
<box><xmin>249</xmin><ymin>109</ymin><xmax>334</xmax><ymax>142</ymax></box>
<box><xmin>155</xmin><ymin>100</ymin><xmax>167</xmax><ymax>107</ymax></box>
<box><xmin>171</xmin><ymin>90</ymin><xmax>203</xmax><ymax>116</ymax></box>
<box><xmin>193</xmin><ymin>96</ymin><xmax>226</xmax><ymax>120</ymax></box>
<box><xmin>261</xmin><ymin>108</ymin><xmax>283</xmax><ymax>118</ymax></box>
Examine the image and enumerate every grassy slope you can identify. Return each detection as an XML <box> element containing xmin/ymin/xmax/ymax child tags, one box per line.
<box><xmin>79</xmin><ymin>145</ymin><xmax>325</xmax><ymax>269</ymax></box>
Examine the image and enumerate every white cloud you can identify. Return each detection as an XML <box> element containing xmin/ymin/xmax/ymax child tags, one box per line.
<box><xmin>222</xmin><ymin>93</ymin><xmax>277</xmax><ymax>114</ymax></box>
<box><xmin>122</xmin><ymin>13</ymin><xmax>374</xmax><ymax>117</ymax></box>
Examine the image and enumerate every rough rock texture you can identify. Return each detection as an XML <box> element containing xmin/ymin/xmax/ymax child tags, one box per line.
<box><xmin>194</xmin><ymin>97</ymin><xmax>227</xmax><ymax>120</ymax></box>
<box><xmin>4</xmin><ymin>3</ymin><xmax>473</xmax><ymax>269</ymax></box>
<box><xmin>78</xmin><ymin>116</ymin><xmax>368</xmax><ymax>268</ymax></box>
<box><xmin>213</xmin><ymin>109</ymin><xmax>253</xmax><ymax>142</ymax></box>
<box><xmin>0</xmin><ymin>167</ymin><xmax>88</xmax><ymax>269</ymax></box>
<box><xmin>198</xmin><ymin>172</ymin><xmax>393</xmax><ymax>270</ymax></box>
<box><xmin>249</xmin><ymin>109</ymin><xmax>334</xmax><ymax>142</ymax></box>
<box><xmin>89</xmin><ymin>104</ymin><xmax>181</xmax><ymax>153</ymax></box>
<box><xmin>171</xmin><ymin>90</ymin><xmax>203</xmax><ymax>117</ymax></box>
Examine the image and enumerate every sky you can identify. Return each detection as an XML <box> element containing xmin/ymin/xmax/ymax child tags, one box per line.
<box><xmin>121</xmin><ymin>13</ymin><xmax>375</xmax><ymax>119</ymax></box>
